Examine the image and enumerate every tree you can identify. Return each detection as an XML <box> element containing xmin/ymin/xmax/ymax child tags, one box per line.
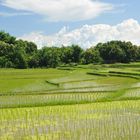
<box><xmin>13</xmin><ymin>51</ymin><xmax>27</xmax><ymax>69</ymax></box>
<box><xmin>60</xmin><ymin>46</ymin><xmax>73</xmax><ymax>64</ymax></box>
<box><xmin>119</xmin><ymin>41</ymin><xmax>138</xmax><ymax>62</ymax></box>
<box><xmin>0</xmin><ymin>56</ymin><xmax>8</xmax><ymax>68</ymax></box>
<box><xmin>71</xmin><ymin>45</ymin><xmax>83</xmax><ymax>63</ymax></box>
<box><xmin>0</xmin><ymin>31</ymin><xmax>140</xmax><ymax>68</ymax></box>
<box><xmin>137</xmin><ymin>46</ymin><xmax>140</xmax><ymax>60</ymax></box>
<box><xmin>0</xmin><ymin>31</ymin><xmax>16</xmax><ymax>44</ymax></box>
<box><xmin>39</xmin><ymin>47</ymin><xmax>61</xmax><ymax>68</ymax></box>
<box><xmin>82</xmin><ymin>48</ymin><xmax>102</xmax><ymax>64</ymax></box>
<box><xmin>28</xmin><ymin>54</ymin><xmax>39</xmax><ymax>68</ymax></box>
<box><xmin>95</xmin><ymin>41</ymin><xmax>138</xmax><ymax>63</ymax></box>
<box><xmin>60</xmin><ymin>45</ymin><xmax>83</xmax><ymax>64</ymax></box>
<box><xmin>25</xmin><ymin>41</ymin><xmax>37</xmax><ymax>55</ymax></box>
<box><xmin>0</xmin><ymin>41</ymin><xmax>15</xmax><ymax>57</ymax></box>
<box><xmin>15</xmin><ymin>40</ymin><xmax>37</xmax><ymax>55</ymax></box>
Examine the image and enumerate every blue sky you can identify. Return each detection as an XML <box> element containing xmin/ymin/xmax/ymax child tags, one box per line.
<box><xmin>0</xmin><ymin>0</ymin><xmax>140</xmax><ymax>48</ymax></box>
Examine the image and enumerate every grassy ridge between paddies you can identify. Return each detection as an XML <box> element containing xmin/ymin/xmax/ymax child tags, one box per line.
<box><xmin>0</xmin><ymin>63</ymin><xmax>140</xmax><ymax>139</ymax></box>
<box><xmin>0</xmin><ymin>68</ymin><xmax>72</xmax><ymax>94</ymax></box>
<box><xmin>0</xmin><ymin>64</ymin><xmax>139</xmax><ymax>108</ymax></box>
<box><xmin>0</xmin><ymin>66</ymin><xmax>139</xmax><ymax>108</ymax></box>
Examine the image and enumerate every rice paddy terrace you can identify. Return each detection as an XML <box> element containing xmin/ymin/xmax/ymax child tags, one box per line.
<box><xmin>1</xmin><ymin>63</ymin><xmax>140</xmax><ymax>140</ymax></box>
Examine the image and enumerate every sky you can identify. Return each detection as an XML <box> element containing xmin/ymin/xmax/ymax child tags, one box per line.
<box><xmin>0</xmin><ymin>0</ymin><xmax>140</xmax><ymax>48</ymax></box>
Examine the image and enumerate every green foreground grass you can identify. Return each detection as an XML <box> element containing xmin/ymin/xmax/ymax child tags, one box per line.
<box><xmin>0</xmin><ymin>63</ymin><xmax>140</xmax><ymax>139</ymax></box>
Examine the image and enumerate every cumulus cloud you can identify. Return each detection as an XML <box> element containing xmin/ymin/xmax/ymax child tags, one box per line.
<box><xmin>1</xmin><ymin>0</ymin><xmax>113</xmax><ymax>21</ymax></box>
<box><xmin>19</xmin><ymin>19</ymin><xmax>140</xmax><ymax>49</ymax></box>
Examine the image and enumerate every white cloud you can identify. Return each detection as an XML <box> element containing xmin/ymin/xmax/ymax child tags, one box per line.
<box><xmin>1</xmin><ymin>0</ymin><xmax>113</xmax><ymax>21</ymax></box>
<box><xmin>19</xmin><ymin>19</ymin><xmax>140</xmax><ymax>49</ymax></box>
<box><xmin>0</xmin><ymin>12</ymin><xmax>32</xmax><ymax>17</ymax></box>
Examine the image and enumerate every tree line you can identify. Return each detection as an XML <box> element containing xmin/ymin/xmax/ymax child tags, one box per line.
<box><xmin>0</xmin><ymin>31</ymin><xmax>140</xmax><ymax>69</ymax></box>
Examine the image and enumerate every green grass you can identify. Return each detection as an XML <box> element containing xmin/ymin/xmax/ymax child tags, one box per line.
<box><xmin>0</xmin><ymin>63</ymin><xmax>140</xmax><ymax>139</ymax></box>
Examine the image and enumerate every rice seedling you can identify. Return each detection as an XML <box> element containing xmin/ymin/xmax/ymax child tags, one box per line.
<box><xmin>0</xmin><ymin>63</ymin><xmax>140</xmax><ymax>139</ymax></box>
<box><xmin>0</xmin><ymin>100</ymin><xmax>140</xmax><ymax>140</ymax></box>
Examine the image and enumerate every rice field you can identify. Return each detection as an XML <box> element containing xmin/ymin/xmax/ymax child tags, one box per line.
<box><xmin>0</xmin><ymin>63</ymin><xmax>140</xmax><ymax>140</ymax></box>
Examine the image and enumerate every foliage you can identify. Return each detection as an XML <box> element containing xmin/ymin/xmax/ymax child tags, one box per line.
<box><xmin>82</xmin><ymin>47</ymin><xmax>103</xmax><ymax>64</ymax></box>
<box><xmin>0</xmin><ymin>31</ymin><xmax>140</xmax><ymax>69</ymax></box>
<box><xmin>38</xmin><ymin>47</ymin><xmax>61</xmax><ymax>68</ymax></box>
<box><xmin>96</xmin><ymin>41</ymin><xmax>139</xmax><ymax>63</ymax></box>
<box><xmin>0</xmin><ymin>31</ymin><xmax>16</xmax><ymax>44</ymax></box>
